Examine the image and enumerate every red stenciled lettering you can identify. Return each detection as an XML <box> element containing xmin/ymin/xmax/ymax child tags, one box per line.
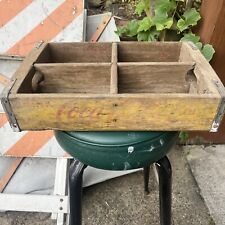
<box><xmin>56</xmin><ymin>104</ymin><xmax>67</xmax><ymax>122</ymax></box>
<box><xmin>57</xmin><ymin>105</ymin><xmax>107</xmax><ymax>123</ymax></box>
<box><xmin>67</xmin><ymin>107</ymin><xmax>80</xmax><ymax>120</ymax></box>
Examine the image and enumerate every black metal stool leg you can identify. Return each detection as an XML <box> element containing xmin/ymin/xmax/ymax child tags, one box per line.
<box><xmin>143</xmin><ymin>166</ymin><xmax>150</xmax><ymax>194</ymax></box>
<box><xmin>69</xmin><ymin>159</ymin><xmax>87</xmax><ymax>225</ymax></box>
<box><xmin>155</xmin><ymin>156</ymin><xmax>172</xmax><ymax>225</ymax></box>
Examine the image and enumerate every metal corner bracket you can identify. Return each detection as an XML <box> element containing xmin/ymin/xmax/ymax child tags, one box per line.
<box><xmin>210</xmin><ymin>79</ymin><xmax>225</xmax><ymax>132</ymax></box>
<box><xmin>1</xmin><ymin>79</ymin><xmax>21</xmax><ymax>132</ymax></box>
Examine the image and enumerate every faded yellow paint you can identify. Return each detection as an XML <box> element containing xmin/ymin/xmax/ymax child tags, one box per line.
<box><xmin>10</xmin><ymin>94</ymin><xmax>220</xmax><ymax>131</ymax></box>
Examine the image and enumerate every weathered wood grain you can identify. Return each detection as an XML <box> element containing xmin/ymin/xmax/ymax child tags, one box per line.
<box><xmin>35</xmin><ymin>61</ymin><xmax>194</xmax><ymax>94</ymax></box>
<box><xmin>10</xmin><ymin>42</ymin><xmax>50</xmax><ymax>94</ymax></box>
<box><xmin>118</xmin><ymin>42</ymin><xmax>182</xmax><ymax>62</ymax></box>
<box><xmin>34</xmin><ymin>63</ymin><xmax>111</xmax><ymax>93</ymax></box>
<box><xmin>180</xmin><ymin>42</ymin><xmax>221</xmax><ymax>95</ymax></box>
<box><xmin>118</xmin><ymin>62</ymin><xmax>195</xmax><ymax>93</ymax></box>
<box><xmin>49</xmin><ymin>42</ymin><xmax>112</xmax><ymax>63</ymax></box>
<box><xmin>10</xmin><ymin>93</ymin><xmax>219</xmax><ymax>131</ymax></box>
<box><xmin>110</xmin><ymin>42</ymin><xmax>118</xmax><ymax>94</ymax></box>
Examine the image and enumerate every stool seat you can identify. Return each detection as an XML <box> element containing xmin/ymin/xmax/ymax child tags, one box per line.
<box><xmin>55</xmin><ymin>131</ymin><xmax>177</xmax><ymax>170</ymax></box>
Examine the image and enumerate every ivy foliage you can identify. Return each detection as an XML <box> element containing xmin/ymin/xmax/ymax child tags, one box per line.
<box><xmin>116</xmin><ymin>0</ymin><xmax>215</xmax><ymax>61</ymax></box>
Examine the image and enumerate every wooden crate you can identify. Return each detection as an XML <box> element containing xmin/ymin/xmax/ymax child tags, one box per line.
<box><xmin>1</xmin><ymin>42</ymin><xmax>225</xmax><ymax>132</ymax></box>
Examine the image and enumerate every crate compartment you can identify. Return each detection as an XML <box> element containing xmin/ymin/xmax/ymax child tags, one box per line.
<box><xmin>49</xmin><ymin>42</ymin><xmax>112</xmax><ymax>63</ymax></box>
<box><xmin>118</xmin><ymin>62</ymin><xmax>195</xmax><ymax>94</ymax></box>
<box><xmin>117</xmin><ymin>42</ymin><xmax>182</xmax><ymax>62</ymax></box>
<box><xmin>29</xmin><ymin>42</ymin><xmax>113</xmax><ymax>63</ymax></box>
<box><xmin>33</xmin><ymin>63</ymin><xmax>111</xmax><ymax>94</ymax></box>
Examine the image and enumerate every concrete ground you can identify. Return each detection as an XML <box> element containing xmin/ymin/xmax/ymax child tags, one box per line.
<box><xmin>184</xmin><ymin>145</ymin><xmax>225</xmax><ymax>225</ymax></box>
<box><xmin>0</xmin><ymin>146</ymin><xmax>214</xmax><ymax>225</ymax></box>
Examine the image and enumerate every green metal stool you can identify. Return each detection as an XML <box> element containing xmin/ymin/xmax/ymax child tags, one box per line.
<box><xmin>54</xmin><ymin>131</ymin><xmax>178</xmax><ymax>225</ymax></box>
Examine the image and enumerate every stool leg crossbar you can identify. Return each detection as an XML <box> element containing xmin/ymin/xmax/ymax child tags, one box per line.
<box><xmin>69</xmin><ymin>156</ymin><xmax>172</xmax><ymax>225</ymax></box>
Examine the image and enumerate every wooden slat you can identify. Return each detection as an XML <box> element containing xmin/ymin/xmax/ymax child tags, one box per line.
<box><xmin>90</xmin><ymin>15</ymin><xmax>112</xmax><ymax>43</ymax></box>
<box><xmin>118</xmin><ymin>42</ymin><xmax>182</xmax><ymax>62</ymax></box>
<box><xmin>35</xmin><ymin>63</ymin><xmax>110</xmax><ymax>67</ymax></box>
<box><xmin>34</xmin><ymin>62</ymin><xmax>194</xmax><ymax>94</ymax></box>
<box><xmin>9</xmin><ymin>93</ymin><xmax>220</xmax><ymax>131</ymax></box>
<box><xmin>34</xmin><ymin>63</ymin><xmax>111</xmax><ymax>93</ymax></box>
<box><xmin>180</xmin><ymin>42</ymin><xmax>221</xmax><ymax>95</ymax></box>
<box><xmin>0</xmin><ymin>158</ymin><xmax>23</xmax><ymax>192</ymax></box>
<box><xmin>0</xmin><ymin>194</ymin><xmax>68</xmax><ymax>213</ymax></box>
<box><xmin>110</xmin><ymin>43</ymin><xmax>118</xmax><ymax>94</ymax></box>
<box><xmin>10</xmin><ymin>42</ymin><xmax>50</xmax><ymax>94</ymax></box>
<box><xmin>51</xmin><ymin>158</ymin><xmax>69</xmax><ymax>221</ymax></box>
<box><xmin>118</xmin><ymin>62</ymin><xmax>195</xmax><ymax>93</ymax></box>
<box><xmin>49</xmin><ymin>42</ymin><xmax>112</xmax><ymax>63</ymax></box>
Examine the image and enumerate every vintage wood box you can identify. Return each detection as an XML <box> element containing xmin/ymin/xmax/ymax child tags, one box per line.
<box><xmin>1</xmin><ymin>42</ymin><xmax>225</xmax><ymax>132</ymax></box>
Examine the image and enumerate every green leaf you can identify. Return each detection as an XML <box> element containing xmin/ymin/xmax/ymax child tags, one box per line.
<box><xmin>126</xmin><ymin>20</ymin><xmax>139</xmax><ymax>37</ymax></box>
<box><xmin>180</xmin><ymin>33</ymin><xmax>203</xmax><ymax>50</ymax></box>
<box><xmin>137</xmin><ymin>31</ymin><xmax>149</xmax><ymax>41</ymax></box>
<box><xmin>115</xmin><ymin>26</ymin><xmax>127</xmax><ymax>37</ymax></box>
<box><xmin>135</xmin><ymin>0</ymin><xmax>150</xmax><ymax>16</ymax></box>
<box><xmin>180</xmin><ymin>33</ymin><xmax>200</xmax><ymax>43</ymax></box>
<box><xmin>154</xmin><ymin>0</ymin><xmax>176</xmax><ymax>15</ymax></box>
<box><xmin>115</xmin><ymin>20</ymin><xmax>139</xmax><ymax>38</ymax></box>
<box><xmin>135</xmin><ymin>1</ymin><xmax>146</xmax><ymax>16</ymax></box>
<box><xmin>177</xmin><ymin>8</ymin><xmax>201</xmax><ymax>32</ymax></box>
<box><xmin>137</xmin><ymin>29</ymin><xmax>160</xmax><ymax>42</ymax></box>
<box><xmin>180</xmin><ymin>33</ymin><xmax>215</xmax><ymax>61</ymax></box>
<box><xmin>153</xmin><ymin>0</ymin><xmax>175</xmax><ymax>31</ymax></box>
<box><xmin>201</xmin><ymin>44</ymin><xmax>215</xmax><ymax>61</ymax></box>
<box><xmin>137</xmin><ymin>17</ymin><xmax>153</xmax><ymax>32</ymax></box>
<box><xmin>179</xmin><ymin>131</ymin><xmax>189</xmax><ymax>142</ymax></box>
<box><xmin>153</xmin><ymin>16</ymin><xmax>173</xmax><ymax>31</ymax></box>
<box><xmin>195</xmin><ymin>42</ymin><xmax>203</xmax><ymax>49</ymax></box>
<box><xmin>148</xmin><ymin>30</ymin><xmax>160</xmax><ymax>41</ymax></box>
